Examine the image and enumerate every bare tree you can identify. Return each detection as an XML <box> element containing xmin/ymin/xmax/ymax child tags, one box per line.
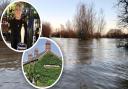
<box><xmin>96</xmin><ymin>8</ymin><xmax>106</xmax><ymax>37</ymax></box>
<box><xmin>66</xmin><ymin>20</ymin><xmax>72</xmax><ymax>31</ymax></box>
<box><xmin>74</xmin><ymin>2</ymin><xmax>95</xmax><ymax>39</ymax></box>
<box><xmin>65</xmin><ymin>20</ymin><xmax>77</xmax><ymax>38</ymax></box>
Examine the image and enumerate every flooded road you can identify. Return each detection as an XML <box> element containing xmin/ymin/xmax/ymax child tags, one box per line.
<box><xmin>0</xmin><ymin>39</ymin><xmax>128</xmax><ymax>89</ymax></box>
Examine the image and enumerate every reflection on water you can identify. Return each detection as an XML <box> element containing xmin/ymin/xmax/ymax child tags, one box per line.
<box><xmin>51</xmin><ymin>38</ymin><xmax>128</xmax><ymax>89</ymax></box>
<box><xmin>0</xmin><ymin>38</ymin><xmax>128</xmax><ymax>89</ymax></box>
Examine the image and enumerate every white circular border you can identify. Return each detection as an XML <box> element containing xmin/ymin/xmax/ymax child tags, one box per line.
<box><xmin>0</xmin><ymin>0</ymin><xmax>42</xmax><ymax>53</ymax></box>
<box><xmin>21</xmin><ymin>37</ymin><xmax>64</xmax><ymax>89</ymax></box>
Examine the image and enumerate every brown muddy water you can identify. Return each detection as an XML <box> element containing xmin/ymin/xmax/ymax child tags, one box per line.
<box><xmin>0</xmin><ymin>38</ymin><xmax>128</xmax><ymax>89</ymax></box>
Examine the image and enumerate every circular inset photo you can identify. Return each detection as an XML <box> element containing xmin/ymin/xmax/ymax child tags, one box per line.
<box><xmin>22</xmin><ymin>37</ymin><xmax>63</xmax><ymax>88</ymax></box>
<box><xmin>0</xmin><ymin>1</ymin><xmax>41</xmax><ymax>52</ymax></box>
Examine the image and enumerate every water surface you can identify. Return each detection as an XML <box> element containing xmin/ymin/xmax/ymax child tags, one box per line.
<box><xmin>51</xmin><ymin>38</ymin><xmax>128</xmax><ymax>89</ymax></box>
<box><xmin>0</xmin><ymin>38</ymin><xmax>128</xmax><ymax>89</ymax></box>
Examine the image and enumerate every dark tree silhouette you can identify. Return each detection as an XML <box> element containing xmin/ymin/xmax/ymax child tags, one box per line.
<box><xmin>106</xmin><ymin>29</ymin><xmax>124</xmax><ymax>38</ymax></box>
<box><xmin>117</xmin><ymin>0</ymin><xmax>128</xmax><ymax>27</ymax></box>
<box><xmin>117</xmin><ymin>0</ymin><xmax>128</xmax><ymax>47</ymax></box>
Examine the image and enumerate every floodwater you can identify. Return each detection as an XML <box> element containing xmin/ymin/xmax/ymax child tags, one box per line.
<box><xmin>0</xmin><ymin>39</ymin><xmax>128</xmax><ymax>89</ymax></box>
<box><xmin>0</xmin><ymin>42</ymin><xmax>34</xmax><ymax>89</ymax></box>
<box><xmin>51</xmin><ymin>38</ymin><xmax>128</xmax><ymax>89</ymax></box>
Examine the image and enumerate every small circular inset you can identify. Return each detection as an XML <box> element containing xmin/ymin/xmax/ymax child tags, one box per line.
<box><xmin>22</xmin><ymin>37</ymin><xmax>64</xmax><ymax>89</ymax></box>
<box><xmin>0</xmin><ymin>0</ymin><xmax>42</xmax><ymax>52</ymax></box>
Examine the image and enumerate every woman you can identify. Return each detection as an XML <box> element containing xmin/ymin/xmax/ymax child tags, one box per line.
<box><xmin>9</xmin><ymin>3</ymin><xmax>27</xmax><ymax>50</ymax></box>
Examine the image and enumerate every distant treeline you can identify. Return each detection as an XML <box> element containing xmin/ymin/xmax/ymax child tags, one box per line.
<box><xmin>104</xmin><ymin>29</ymin><xmax>128</xmax><ymax>38</ymax></box>
<box><xmin>41</xmin><ymin>2</ymin><xmax>127</xmax><ymax>39</ymax></box>
<box><xmin>41</xmin><ymin>23</ymin><xmax>128</xmax><ymax>39</ymax></box>
<box><xmin>42</xmin><ymin>2</ymin><xmax>106</xmax><ymax>39</ymax></box>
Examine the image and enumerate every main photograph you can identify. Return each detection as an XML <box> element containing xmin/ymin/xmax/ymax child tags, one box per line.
<box><xmin>0</xmin><ymin>0</ymin><xmax>128</xmax><ymax>89</ymax></box>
